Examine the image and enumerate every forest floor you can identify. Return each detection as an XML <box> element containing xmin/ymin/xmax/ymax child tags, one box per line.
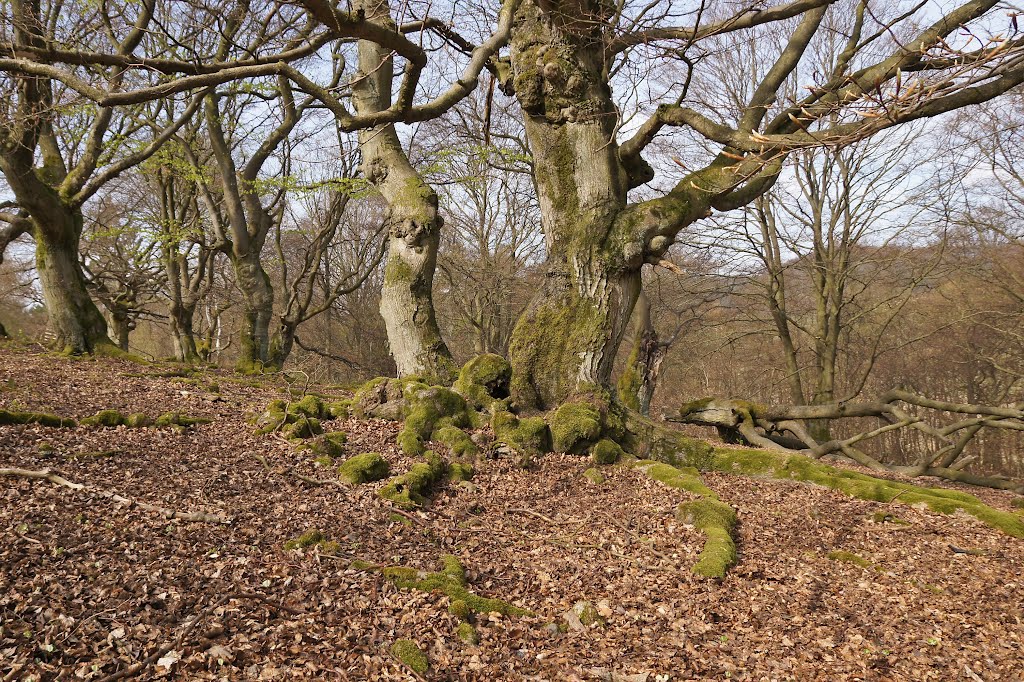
<box><xmin>1</xmin><ymin>343</ymin><xmax>1023</xmax><ymax>681</ymax></box>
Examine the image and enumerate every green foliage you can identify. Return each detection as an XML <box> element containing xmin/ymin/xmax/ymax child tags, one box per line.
<box><xmin>379</xmin><ymin>451</ymin><xmax>448</xmax><ymax>509</ymax></box>
<box><xmin>0</xmin><ymin>409</ymin><xmax>76</xmax><ymax>428</ymax></box>
<box><xmin>549</xmin><ymin>401</ymin><xmax>602</xmax><ymax>453</ymax></box>
<box><xmin>338</xmin><ymin>452</ymin><xmax>390</xmax><ymax>484</ymax></box>
<box><xmin>390</xmin><ymin>639</ymin><xmax>429</xmax><ymax>674</ymax></box>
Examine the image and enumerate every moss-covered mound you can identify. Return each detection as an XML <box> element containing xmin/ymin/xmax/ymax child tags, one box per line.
<box><xmin>254</xmin><ymin>395</ymin><xmax>340</xmax><ymax>437</ymax></box>
<box><xmin>79</xmin><ymin>410</ymin><xmax>207</xmax><ymax>429</ymax></box>
<box><xmin>491</xmin><ymin>409</ymin><xmax>550</xmax><ymax>457</ymax></box>
<box><xmin>549</xmin><ymin>401</ymin><xmax>603</xmax><ymax>454</ymax></box>
<box><xmin>712</xmin><ymin>448</ymin><xmax>1024</xmax><ymax>538</ymax></box>
<box><xmin>379</xmin><ymin>451</ymin><xmax>448</xmax><ymax>509</ymax></box>
<box><xmin>306</xmin><ymin>431</ymin><xmax>347</xmax><ymax>459</ymax></box>
<box><xmin>383</xmin><ymin>554</ymin><xmax>530</xmax><ymax>619</ymax></box>
<box><xmin>0</xmin><ymin>409</ymin><xmax>77</xmax><ymax>428</ymax></box>
<box><xmin>592</xmin><ymin>438</ymin><xmax>624</xmax><ymax>465</ymax></box>
<box><xmin>677</xmin><ymin>498</ymin><xmax>738</xmax><ymax>578</ymax></box>
<box><xmin>338</xmin><ymin>452</ymin><xmax>390</xmax><ymax>484</ymax></box>
<box><xmin>153</xmin><ymin>411</ymin><xmax>212</xmax><ymax>428</ymax></box>
<box><xmin>390</xmin><ymin>639</ymin><xmax>429</xmax><ymax>674</ymax></box>
<box><xmin>453</xmin><ymin>354</ymin><xmax>512</xmax><ymax>410</ymax></box>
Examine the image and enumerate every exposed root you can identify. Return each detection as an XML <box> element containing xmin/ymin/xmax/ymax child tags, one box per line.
<box><xmin>0</xmin><ymin>468</ymin><xmax>232</xmax><ymax>524</ymax></box>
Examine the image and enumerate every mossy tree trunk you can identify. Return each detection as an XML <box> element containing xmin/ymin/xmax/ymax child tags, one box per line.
<box><xmin>352</xmin><ymin>0</ymin><xmax>456</xmax><ymax>383</ymax></box>
<box><xmin>34</xmin><ymin>209</ymin><xmax>110</xmax><ymax>353</ymax></box>
<box><xmin>505</xmin><ymin>1</ymin><xmax>732</xmax><ymax>409</ymax></box>
<box><xmin>617</xmin><ymin>292</ymin><xmax>666</xmax><ymax>416</ymax></box>
<box><xmin>232</xmin><ymin>253</ymin><xmax>275</xmax><ymax>371</ymax></box>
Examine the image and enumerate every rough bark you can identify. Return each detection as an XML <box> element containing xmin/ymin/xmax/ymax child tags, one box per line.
<box><xmin>353</xmin><ymin>0</ymin><xmax>455</xmax><ymax>382</ymax></box>
<box><xmin>617</xmin><ymin>293</ymin><xmax>666</xmax><ymax>416</ymax></box>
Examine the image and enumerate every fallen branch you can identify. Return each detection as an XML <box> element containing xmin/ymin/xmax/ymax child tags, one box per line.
<box><xmin>0</xmin><ymin>468</ymin><xmax>232</xmax><ymax>524</ymax></box>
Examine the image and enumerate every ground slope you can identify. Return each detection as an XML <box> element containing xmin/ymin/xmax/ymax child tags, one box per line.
<box><xmin>1</xmin><ymin>344</ymin><xmax>1022</xmax><ymax>681</ymax></box>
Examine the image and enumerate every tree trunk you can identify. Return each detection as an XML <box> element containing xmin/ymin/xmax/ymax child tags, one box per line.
<box><xmin>233</xmin><ymin>254</ymin><xmax>275</xmax><ymax>372</ymax></box>
<box><xmin>353</xmin><ymin>0</ymin><xmax>456</xmax><ymax>383</ymax></box>
<box><xmin>169</xmin><ymin>303</ymin><xmax>200</xmax><ymax>363</ymax></box>
<box><xmin>505</xmin><ymin>1</ymin><xmax>642</xmax><ymax>408</ymax></box>
<box><xmin>617</xmin><ymin>293</ymin><xmax>666</xmax><ymax>416</ymax></box>
<box><xmin>106</xmin><ymin>310</ymin><xmax>130</xmax><ymax>351</ymax></box>
<box><xmin>35</xmin><ymin>214</ymin><xmax>109</xmax><ymax>354</ymax></box>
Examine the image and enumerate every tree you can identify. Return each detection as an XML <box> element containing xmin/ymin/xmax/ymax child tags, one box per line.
<box><xmin>0</xmin><ymin>0</ymin><xmax>200</xmax><ymax>353</ymax></box>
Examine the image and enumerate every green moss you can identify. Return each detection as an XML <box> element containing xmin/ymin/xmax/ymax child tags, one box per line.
<box><xmin>383</xmin><ymin>555</ymin><xmax>530</xmax><ymax>618</ymax></box>
<box><xmin>583</xmin><ymin>467</ymin><xmax>605</xmax><ymax>484</ymax></box>
<box><xmin>571</xmin><ymin>600</ymin><xmax>605</xmax><ymax>627</ymax></box>
<box><xmin>379</xmin><ymin>451</ymin><xmax>448</xmax><ymax>509</ymax></box>
<box><xmin>0</xmin><ymin>409</ymin><xmax>76</xmax><ymax>428</ymax></box>
<box><xmin>125</xmin><ymin>412</ymin><xmax>151</xmax><ymax>428</ymax></box>
<box><xmin>492</xmin><ymin>409</ymin><xmax>551</xmax><ymax>456</ymax></box>
<box><xmin>549</xmin><ymin>401</ymin><xmax>602</xmax><ymax>453</ymax></box>
<box><xmin>1011</xmin><ymin>497</ymin><xmax>1024</xmax><ymax>509</ymax></box>
<box><xmin>456</xmin><ymin>622</ymin><xmax>479</xmax><ymax>645</ymax></box>
<box><xmin>827</xmin><ymin>550</ymin><xmax>872</xmax><ymax>569</ymax></box>
<box><xmin>637</xmin><ymin>460</ymin><xmax>717</xmax><ymax>498</ymax></box>
<box><xmin>616</xmin><ymin>344</ymin><xmax>643</xmax><ymax>413</ymax></box>
<box><xmin>338</xmin><ymin>452</ymin><xmax>391</xmax><ymax>484</ymax></box>
<box><xmin>291</xmin><ymin>395</ymin><xmax>326</xmax><ymax>419</ymax></box>
<box><xmin>591</xmin><ymin>438</ymin><xmax>623</xmax><ymax>465</ymax></box>
<box><xmin>154</xmin><ymin>412</ymin><xmax>212</xmax><ymax>428</ymax></box>
<box><xmin>283</xmin><ymin>529</ymin><xmax>341</xmax><ymax>555</ymax></box>
<box><xmin>448</xmin><ymin>461</ymin><xmax>474</xmax><ymax>482</ymax></box>
<box><xmin>449</xmin><ymin>598</ymin><xmax>471</xmax><ymax>621</ymax></box>
<box><xmin>81</xmin><ymin>410</ymin><xmax>127</xmax><ymax>427</ymax></box>
<box><xmin>678</xmin><ymin>398</ymin><xmax>714</xmax><ymax>417</ymax></box>
<box><xmin>870</xmin><ymin>511</ymin><xmax>910</xmax><ymax>525</ymax></box>
<box><xmin>434</xmin><ymin>425</ymin><xmax>479</xmax><ymax>459</ymax></box>
<box><xmin>397</xmin><ymin>427</ymin><xmax>426</xmax><ymax>456</ymax></box>
<box><xmin>453</xmin><ymin>354</ymin><xmax>512</xmax><ymax>410</ymax></box>
<box><xmin>308</xmin><ymin>431</ymin><xmax>347</xmax><ymax>458</ymax></box>
<box><xmin>281</xmin><ymin>416</ymin><xmax>323</xmax><ymax>439</ymax></box>
<box><xmin>677</xmin><ymin>498</ymin><xmax>738</xmax><ymax>578</ymax></box>
<box><xmin>712</xmin><ymin>448</ymin><xmax>1024</xmax><ymax>538</ymax></box>
<box><xmin>390</xmin><ymin>639</ymin><xmax>429</xmax><ymax>675</ymax></box>
<box><xmin>328</xmin><ymin>400</ymin><xmax>352</xmax><ymax>419</ymax></box>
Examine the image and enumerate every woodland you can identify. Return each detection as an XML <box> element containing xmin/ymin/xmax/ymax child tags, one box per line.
<box><xmin>2</xmin><ymin>0</ymin><xmax>1024</xmax><ymax>679</ymax></box>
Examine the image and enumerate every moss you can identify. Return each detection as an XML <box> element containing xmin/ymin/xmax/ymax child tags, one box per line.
<box><xmin>327</xmin><ymin>400</ymin><xmax>352</xmax><ymax>419</ymax></box>
<box><xmin>827</xmin><ymin>550</ymin><xmax>872</xmax><ymax>569</ymax></box>
<box><xmin>677</xmin><ymin>499</ymin><xmax>738</xmax><ymax>578</ymax></box>
<box><xmin>81</xmin><ymin>410</ymin><xmax>127</xmax><ymax>427</ymax></box>
<box><xmin>308</xmin><ymin>431</ymin><xmax>347</xmax><ymax>459</ymax></box>
<box><xmin>281</xmin><ymin>416</ymin><xmax>323</xmax><ymax>439</ymax></box>
<box><xmin>571</xmin><ymin>601</ymin><xmax>605</xmax><ymax>627</ymax></box>
<box><xmin>390</xmin><ymin>639</ymin><xmax>429</xmax><ymax>675</ymax></box>
<box><xmin>338</xmin><ymin>452</ymin><xmax>391</xmax><ymax>484</ymax></box>
<box><xmin>154</xmin><ymin>412</ymin><xmax>212</xmax><ymax>428</ymax></box>
<box><xmin>1011</xmin><ymin>497</ymin><xmax>1024</xmax><ymax>510</ymax></box>
<box><xmin>492</xmin><ymin>409</ymin><xmax>551</xmax><ymax>456</ymax></box>
<box><xmin>383</xmin><ymin>555</ymin><xmax>530</xmax><ymax>618</ymax></box>
<box><xmin>583</xmin><ymin>467</ymin><xmax>605</xmax><ymax>484</ymax></box>
<box><xmin>0</xmin><ymin>409</ymin><xmax>76</xmax><ymax>428</ymax></box>
<box><xmin>712</xmin><ymin>448</ymin><xmax>1024</xmax><ymax>538</ymax></box>
<box><xmin>637</xmin><ymin>460</ymin><xmax>717</xmax><ymax>498</ymax></box>
<box><xmin>591</xmin><ymin>438</ymin><xmax>623</xmax><ymax>465</ymax></box>
<box><xmin>397</xmin><ymin>427</ymin><xmax>427</xmax><ymax>456</ymax></box>
<box><xmin>549</xmin><ymin>401</ymin><xmax>602</xmax><ymax>453</ymax></box>
<box><xmin>678</xmin><ymin>398</ymin><xmax>714</xmax><ymax>417</ymax></box>
<box><xmin>313</xmin><ymin>455</ymin><xmax>334</xmax><ymax>467</ymax></box>
<box><xmin>449</xmin><ymin>599</ymin><xmax>471</xmax><ymax>621</ymax></box>
<box><xmin>125</xmin><ymin>412</ymin><xmax>151</xmax><ymax>428</ymax></box>
<box><xmin>433</xmin><ymin>425</ymin><xmax>479</xmax><ymax>459</ymax></box>
<box><xmin>453</xmin><ymin>354</ymin><xmax>512</xmax><ymax>410</ymax></box>
<box><xmin>870</xmin><ymin>511</ymin><xmax>910</xmax><ymax>525</ymax></box>
<box><xmin>616</xmin><ymin>343</ymin><xmax>643</xmax><ymax>413</ymax></box>
<box><xmin>283</xmin><ymin>529</ymin><xmax>341</xmax><ymax>555</ymax></box>
<box><xmin>291</xmin><ymin>395</ymin><xmax>326</xmax><ymax>419</ymax></box>
<box><xmin>448</xmin><ymin>461</ymin><xmax>474</xmax><ymax>482</ymax></box>
<box><xmin>456</xmin><ymin>622</ymin><xmax>479</xmax><ymax>645</ymax></box>
<box><xmin>379</xmin><ymin>451</ymin><xmax>448</xmax><ymax>509</ymax></box>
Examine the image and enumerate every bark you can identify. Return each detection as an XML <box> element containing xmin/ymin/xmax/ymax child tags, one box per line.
<box><xmin>107</xmin><ymin>310</ymin><xmax>131</xmax><ymax>351</ymax></box>
<box><xmin>169</xmin><ymin>303</ymin><xmax>199</xmax><ymax>363</ymax></box>
<box><xmin>617</xmin><ymin>293</ymin><xmax>667</xmax><ymax>416</ymax></box>
<box><xmin>233</xmin><ymin>254</ymin><xmax>275</xmax><ymax>371</ymax></box>
<box><xmin>353</xmin><ymin>0</ymin><xmax>455</xmax><ymax>382</ymax></box>
<box><xmin>34</xmin><ymin>209</ymin><xmax>110</xmax><ymax>353</ymax></box>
